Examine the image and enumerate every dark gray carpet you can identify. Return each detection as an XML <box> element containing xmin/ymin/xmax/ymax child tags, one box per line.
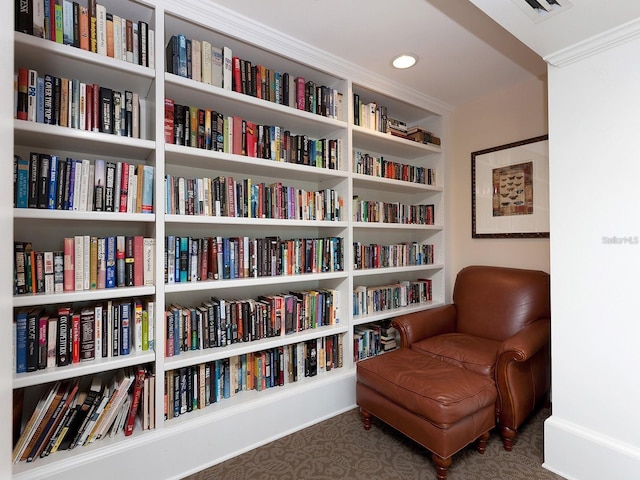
<box><xmin>183</xmin><ymin>406</ymin><xmax>564</xmax><ymax>479</ymax></box>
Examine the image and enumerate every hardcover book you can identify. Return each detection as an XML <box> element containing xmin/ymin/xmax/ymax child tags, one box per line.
<box><xmin>79</xmin><ymin>308</ymin><xmax>95</xmax><ymax>361</ymax></box>
<box><xmin>99</xmin><ymin>86</ymin><xmax>113</xmax><ymax>134</ymax></box>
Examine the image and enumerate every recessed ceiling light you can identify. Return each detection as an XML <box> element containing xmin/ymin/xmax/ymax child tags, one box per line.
<box><xmin>392</xmin><ymin>54</ymin><xmax>418</xmax><ymax>69</ymax></box>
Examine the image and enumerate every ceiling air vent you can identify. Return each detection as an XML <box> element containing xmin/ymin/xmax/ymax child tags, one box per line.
<box><xmin>512</xmin><ymin>0</ymin><xmax>573</xmax><ymax>23</ymax></box>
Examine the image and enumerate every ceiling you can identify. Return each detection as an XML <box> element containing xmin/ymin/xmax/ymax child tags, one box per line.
<box><xmin>469</xmin><ymin>0</ymin><xmax>640</xmax><ymax>63</ymax></box>
<box><xmin>208</xmin><ymin>0</ymin><xmax>640</xmax><ymax>109</ymax></box>
<box><xmin>208</xmin><ymin>0</ymin><xmax>547</xmax><ymax>109</ymax></box>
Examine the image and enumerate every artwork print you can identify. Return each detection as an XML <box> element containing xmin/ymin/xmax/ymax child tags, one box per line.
<box><xmin>471</xmin><ymin>135</ymin><xmax>548</xmax><ymax>238</ymax></box>
<box><xmin>493</xmin><ymin>161</ymin><xmax>533</xmax><ymax>217</ymax></box>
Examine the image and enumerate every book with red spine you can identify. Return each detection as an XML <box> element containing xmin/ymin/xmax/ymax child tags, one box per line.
<box><xmin>232</xmin><ymin>56</ymin><xmax>242</xmax><ymax>93</ymax></box>
<box><xmin>71</xmin><ymin>312</ymin><xmax>81</xmax><ymax>364</ymax></box>
<box><xmin>17</xmin><ymin>68</ymin><xmax>29</xmax><ymax>120</ymax></box>
<box><xmin>124</xmin><ymin>367</ymin><xmax>146</xmax><ymax>436</ymax></box>
<box><xmin>232</xmin><ymin>116</ymin><xmax>243</xmax><ymax>155</ymax></box>
<box><xmin>119</xmin><ymin>162</ymin><xmax>130</xmax><ymax>212</ymax></box>
<box><xmin>164</xmin><ymin>98</ymin><xmax>174</xmax><ymax>144</ymax></box>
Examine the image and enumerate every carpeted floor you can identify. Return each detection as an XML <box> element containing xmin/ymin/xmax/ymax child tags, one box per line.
<box><xmin>182</xmin><ymin>406</ymin><xmax>565</xmax><ymax>480</ymax></box>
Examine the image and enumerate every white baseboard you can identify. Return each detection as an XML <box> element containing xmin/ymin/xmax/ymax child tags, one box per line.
<box><xmin>544</xmin><ymin>415</ymin><xmax>640</xmax><ymax>480</ymax></box>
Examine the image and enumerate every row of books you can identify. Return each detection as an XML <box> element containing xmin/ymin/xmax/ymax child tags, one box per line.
<box><xmin>352</xmin><ymin>95</ymin><xmax>442</xmax><ymax>145</ymax></box>
<box><xmin>353</xmin><ymin>96</ymin><xmax>408</xmax><ymax>137</ymax></box>
<box><xmin>405</xmin><ymin>126</ymin><xmax>442</xmax><ymax>146</ymax></box>
<box><xmin>14</xmin><ymin>235</ymin><xmax>154</xmax><ymax>295</ymax></box>
<box><xmin>353</xmin><ymin>241</ymin><xmax>435</xmax><ymax>270</ymax></box>
<box><xmin>15</xmin><ymin>68</ymin><xmax>143</xmax><ymax>138</ymax></box>
<box><xmin>353</xmin><ymin>150</ymin><xmax>437</xmax><ymax>186</ymax></box>
<box><xmin>14</xmin><ymin>298</ymin><xmax>154</xmax><ymax>374</ymax></box>
<box><xmin>354</xmin><ymin>321</ymin><xmax>397</xmax><ymax>361</ymax></box>
<box><xmin>165</xmin><ymin>33</ymin><xmax>342</xmax><ymax>120</ymax></box>
<box><xmin>164</xmin><ymin>100</ymin><xmax>343</xmax><ymax>170</ymax></box>
<box><xmin>353</xmin><ymin>278</ymin><xmax>433</xmax><ymax>317</ymax></box>
<box><xmin>13</xmin><ymin>153</ymin><xmax>154</xmax><ymax>213</ymax></box>
<box><xmin>352</xmin><ymin>197</ymin><xmax>435</xmax><ymax>225</ymax></box>
<box><xmin>12</xmin><ymin>365</ymin><xmax>152</xmax><ymax>463</ymax></box>
<box><xmin>353</xmin><ymin>97</ymin><xmax>390</xmax><ymax>133</ymax></box>
<box><xmin>164</xmin><ymin>289</ymin><xmax>339</xmax><ymax>357</ymax></box>
<box><xmin>165</xmin><ymin>173</ymin><xmax>343</xmax><ymax>221</ymax></box>
<box><xmin>15</xmin><ymin>0</ymin><xmax>153</xmax><ymax>68</ymax></box>
<box><xmin>164</xmin><ymin>235</ymin><xmax>344</xmax><ymax>284</ymax></box>
<box><xmin>165</xmin><ymin>334</ymin><xmax>344</xmax><ymax>419</ymax></box>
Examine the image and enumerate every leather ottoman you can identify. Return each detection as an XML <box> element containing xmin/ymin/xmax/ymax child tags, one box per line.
<box><xmin>356</xmin><ymin>348</ymin><xmax>497</xmax><ymax>480</ymax></box>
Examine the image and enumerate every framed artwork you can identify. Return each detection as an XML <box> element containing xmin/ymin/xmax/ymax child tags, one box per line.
<box><xmin>471</xmin><ymin>135</ymin><xmax>549</xmax><ymax>238</ymax></box>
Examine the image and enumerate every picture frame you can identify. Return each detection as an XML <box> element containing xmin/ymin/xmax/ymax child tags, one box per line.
<box><xmin>471</xmin><ymin>135</ymin><xmax>549</xmax><ymax>238</ymax></box>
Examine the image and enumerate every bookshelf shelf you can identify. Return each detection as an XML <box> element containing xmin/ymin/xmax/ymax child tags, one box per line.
<box><xmin>164</xmin><ymin>271</ymin><xmax>348</xmax><ymax>294</ymax></box>
<box><xmin>164</xmin><ymin>323</ymin><xmax>349</xmax><ymax>371</ymax></box>
<box><xmin>352</xmin><ymin>125</ymin><xmax>441</xmax><ymax>159</ymax></box>
<box><xmin>164</xmin><ymin>214</ymin><xmax>348</xmax><ymax>228</ymax></box>
<box><xmin>352</xmin><ymin>264</ymin><xmax>444</xmax><ymax>278</ymax></box>
<box><xmin>352</xmin><ymin>301</ymin><xmax>445</xmax><ymax>327</ymax></box>
<box><xmin>14</xmin><ymin>120</ymin><xmax>156</xmax><ymax>159</ymax></box>
<box><xmin>165</xmin><ymin>144</ymin><xmax>349</xmax><ymax>179</ymax></box>
<box><xmin>13</xmin><ymin>351</ymin><xmax>156</xmax><ymax>390</ymax></box>
<box><xmin>352</xmin><ymin>222</ymin><xmax>443</xmax><ymax>231</ymax></box>
<box><xmin>13</xmin><ymin>209</ymin><xmax>155</xmax><ymax>223</ymax></box>
<box><xmin>352</xmin><ymin>172</ymin><xmax>442</xmax><ymax>193</ymax></box>
<box><xmin>9</xmin><ymin>1</ymin><xmax>446</xmax><ymax>478</ymax></box>
<box><xmin>13</xmin><ymin>286</ymin><xmax>156</xmax><ymax>309</ymax></box>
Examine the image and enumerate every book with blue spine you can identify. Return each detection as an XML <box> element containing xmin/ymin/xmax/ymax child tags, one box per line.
<box><xmin>42</xmin><ymin>73</ymin><xmax>55</xmax><ymax>125</ymax></box>
<box><xmin>105</xmin><ymin>236</ymin><xmax>116</xmax><ymax>288</ymax></box>
<box><xmin>15</xmin><ymin>156</ymin><xmax>30</xmax><ymax>208</ymax></box>
<box><xmin>141</xmin><ymin>164</ymin><xmax>154</xmax><ymax>213</ymax></box>
<box><xmin>36</xmin><ymin>76</ymin><xmax>45</xmax><ymax>123</ymax></box>
<box><xmin>119</xmin><ymin>301</ymin><xmax>131</xmax><ymax>355</ymax></box>
<box><xmin>47</xmin><ymin>155</ymin><xmax>58</xmax><ymax>209</ymax></box>
<box><xmin>179</xmin><ymin>237</ymin><xmax>188</xmax><ymax>282</ymax></box>
<box><xmin>178</xmin><ymin>34</ymin><xmax>188</xmax><ymax>78</ymax></box>
<box><xmin>66</xmin><ymin>158</ymin><xmax>77</xmax><ymax>210</ymax></box>
<box><xmin>16</xmin><ymin>310</ymin><xmax>28</xmax><ymax>373</ymax></box>
<box><xmin>223</xmin><ymin>237</ymin><xmax>231</xmax><ymax>279</ymax></box>
<box><xmin>62</xmin><ymin>0</ymin><xmax>73</xmax><ymax>45</ymax></box>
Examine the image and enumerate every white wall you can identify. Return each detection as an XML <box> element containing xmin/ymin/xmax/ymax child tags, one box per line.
<box><xmin>448</xmin><ymin>77</ymin><xmax>550</xmax><ymax>290</ymax></box>
<box><xmin>544</xmin><ymin>31</ymin><xmax>640</xmax><ymax>480</ymax></box>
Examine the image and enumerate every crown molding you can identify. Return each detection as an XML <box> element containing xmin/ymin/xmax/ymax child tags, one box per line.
<box><xmin>165</xmin><ymin>0</ymin><xmax>453</xmax><ymax>114</ymax></box>
<box><xmin>544</xmin><ymin>16</ymin><xmax>640</xmax><ymax>67</ymax></box>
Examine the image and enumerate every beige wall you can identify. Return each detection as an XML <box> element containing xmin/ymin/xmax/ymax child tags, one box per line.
<box><xmin>447</xmin><ymin>76</ymin><xmax>549</xmax><ymax>293</ymax></box>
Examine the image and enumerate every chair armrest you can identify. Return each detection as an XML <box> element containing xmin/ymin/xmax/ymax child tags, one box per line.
<box><xmin>498</xmin><ymin>318</ymin><xmax>550</xmax><ymax>361</ymax></box>
<box><xmin>391</xmin><ymin>304</ymin><xmax>457</xmax><ymax>347</ymax></box>
<box><xmin>495</xmin><ymin>318</ymin><xmax>551</xmax><ymax>431</ymax></box>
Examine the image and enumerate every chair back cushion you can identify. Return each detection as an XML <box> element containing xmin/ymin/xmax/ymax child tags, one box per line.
<box><xmin>453</xmin><ymin>266</ymin><xmax>550</xmax><ymax>341</ymax></box>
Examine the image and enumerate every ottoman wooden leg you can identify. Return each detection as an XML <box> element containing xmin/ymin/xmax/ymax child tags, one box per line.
<box><xmin>431</xmin><ymin>453</ymin><xmax>452</xmax><ymax>480</ymax></box>
<box><xmin>360</xmin><ymin>408</ymin><xmax>372</xmax><ymax>430</ymax></box>
<box><xmin>476</xmin><ymin>431</ymin><xmax>490</xmax><ymax>454</ymax></box>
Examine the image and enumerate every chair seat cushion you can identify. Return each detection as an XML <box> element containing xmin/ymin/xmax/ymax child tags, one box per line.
<box><xmin>411</xmin><ymin>333</ymin><xmax>500</xmax><ymax>377</ymax></box>
<box><xmin>356</xmin><ymin>348</ymin><xmax>496</xmax><ymax>428</ymax></box>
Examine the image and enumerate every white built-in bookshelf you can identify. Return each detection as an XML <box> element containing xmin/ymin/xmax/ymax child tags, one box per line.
<box><xmin>10</xmin><ymin>1</ymin><xmax>447</xmax><ymax>478</ymax></box>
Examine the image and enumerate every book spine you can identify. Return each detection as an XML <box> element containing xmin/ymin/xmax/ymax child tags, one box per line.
<box><xmin>99</xmin><ymin>86</ymin><xmax>112</xmax><ymax>134</ymax></box>
<box><xmin>63</xmin><ymin>238</ymin><xmax>74</xmax><ymax>291</ymax></box>
<box><xmin>79</xmin><ymin>309</ymin><xmax>95</xmax><ymax>361</ymax></box>
<box><xmin>120</xmin><ymin>302</ymin><xmax>130</xmax><ymax>355</ymax></box>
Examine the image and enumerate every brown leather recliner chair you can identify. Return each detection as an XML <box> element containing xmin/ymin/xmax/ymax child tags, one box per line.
<box><xmin>392</xmin><ymin>265</ymin><xmax>551</xmax><ymax>451</ymax></box>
